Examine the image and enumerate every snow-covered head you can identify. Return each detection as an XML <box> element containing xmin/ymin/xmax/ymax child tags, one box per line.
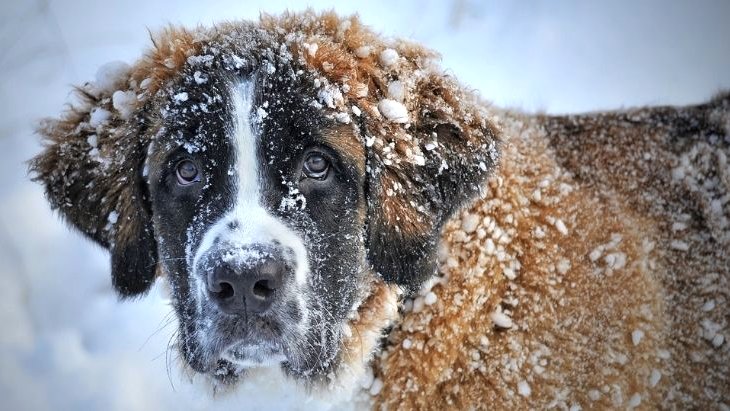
<box><xmin>30</xmin><ymin>11</ymin><xmax>499</xmax><ymax>387</ymax></box>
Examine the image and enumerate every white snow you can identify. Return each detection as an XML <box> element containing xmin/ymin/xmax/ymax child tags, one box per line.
<box><xmin>631</xmin><ymin>329</ymin><xmax>644</xmax><ymax>346</ymax></box>
<box><xmin>670</xmin><ymin>240</ymin><xmax>690</xmax><ymax>251</ymax></box>
<box><xmin>354</xmin><ymin>45</ymin><xmax>371</xmax><ymax>58</ymax></box>
<box><xmin>112</xmin><ymin>90</ymin><xmax>137</xmax><ymax>119</ymax></box>
<box><xmin>93</xmin><ymin>61</ymin><xmax>131</xmax><ymax>94</ymax></box>
<box><xmin>628</xmin><ymin>393</ymin><xmax>642</xmax><ymax>408</ymax></box>
<box><xmin>424</xmin><ymin>291</ymin><xmax>438</xmax><ymax>305</ymax></box>
<box><xmin>378</xmin><ymin>48</ymin><xmax>399</xmax><ymax>67</ymax></box>
<box><xmin>503</xmin><ymin>267</ymin><xmax>516</xmax><ymax>280</ymax></box>
<box><xmin>369</xmin><ymin>378</ymin><xmax>383</xmax><ymax>396</ymax></box>
<box><xmin>334</xmin><ymin>112</ymin><xmax>350</xmax><ymax>124</ymax></box>
<box><xmin>107</xmin><ymin>211</ymin><xmax>119</xmax><ymax>225</ymax></box>
<box><xmin>556</xmin><ymin>259</ymin><xmax>571</xmax><ymax>275</ymax></box>
<box><xmin>517</xmin><ymin>380</ymin><xmax>531</xmax><ymax>397</ymax></box>
<box><xmin>302</xmin><ymin>42</ymin><xmax>319</xmax><ymax>57</ymax></box>
<box><xmin>649</xmin><ymin>369</ymin><xmax>662</xmax><ymax>387</ymax></box>
<box><xmin>604</xmin><ymin>252</ymin><xmax>627</xmax><ymax>270</ymax></box>
<box><xmin>461</xmin><ymin>213</ymin><xmax>480</xmax><ymax>233</ymax></box>
<box><xmin>712</xmin><ymin>333</ymin><xmax>725</xmax><ymax>347</ymax></box>
<box><xmin>193</xmin><ymin>70</ymin><xmax>208</xmax><ymax>84</ymax></box>
<box><xmin>317</xmin><ymin>85</ymin><xmax>344</xmax><ymax>109</ymax></box>
<box><xmin>589</xmin><ymin>246</ymin><xmax>603</xmax><ymax>262</ymax></box>
<box><xmin>257</xmin><ymin>106</ymin><xmax>268</xmax><ymax>120</ymax></box>
<box><xmin>672</xmin><ymin>221</ymin><xmax>688</xmax><ymax>231</ymax></box>
<box><xmin>359</xmin><ymin>367</ymin><xmax>375</xmax><ymax>389</ymax></box>
<box><xmin>86</xmin><ymin>134</ymin><xmax>98</xmax><ymax>148</ymax></box>
<box><xmin>387</xmin><ymin>81</ymin><xmax>405</xmax><ymax>101</ymax></box>
<box><xmin>377</xmin><ymin>99</ymin><xmax>409</xmax><ymax>123</ymax></box>
<box><xmin>173</xmin><ymin>92</ymin><xmax>189</xmax><ymax>103</ymax></box>
<box><xmin>88</xmin><ymin>108</ymin><xmax>111</xmax><ymax>127</ymax></box>
<box><xmin>532</xmin><ymin>189</ymin><xmax>542</xmax><ymax>202</ymax></box>
<box><xmin>491</xmin><ymin>311</ymin><xmax>514</xmax><ymax>329</ymax></box>
<box><xmin>657</xmin><ymin>349</ymin><xmax>671</xmax><ymax>360</ymax></box>
<box><xmin>412</xmin><ymin>296</ymin><xmax>425</xmax><ymax>313</ymax></box>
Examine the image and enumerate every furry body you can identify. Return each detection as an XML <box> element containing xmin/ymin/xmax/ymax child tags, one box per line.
<box><xmin>375</xmin><ymin>102</ymin><xmax>730</xmax><ymax>408</ymax></box>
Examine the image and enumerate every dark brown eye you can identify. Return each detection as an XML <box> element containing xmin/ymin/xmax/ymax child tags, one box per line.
<box><xmin>176</xmin><ymin>160</ymin><xmax>200</xmax><ymax>185</ymax></box>
<box><xmin>303</xmin><ymin>152</ymin><xmax>330</xmax><ymax>179</ymax></box>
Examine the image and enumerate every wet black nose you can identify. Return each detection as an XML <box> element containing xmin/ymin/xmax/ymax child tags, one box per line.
<box><xmin>206</xmin><ymin>248</ymin><xmax>288</xmax><ymax>315</ymax></box>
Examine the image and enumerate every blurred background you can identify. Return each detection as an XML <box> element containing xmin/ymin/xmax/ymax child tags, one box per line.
<box><xmin>1</xmin><ymin>1</ymin><xmax>729</xmax><ymax>410</ymax></box>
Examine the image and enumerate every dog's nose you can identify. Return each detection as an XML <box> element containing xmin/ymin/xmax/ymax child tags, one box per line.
<box><xmin>206</xmin><ymin>250</ymin><xmax>287</xmax><ymax>315</ymax></box>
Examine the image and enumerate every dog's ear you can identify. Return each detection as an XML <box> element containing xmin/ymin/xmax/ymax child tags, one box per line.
<box><xmin>364</xmin><ymin>73</ymin><xmax>500</xmax><ymax>292</ymax></box>
<box><xmin>28</xmin><ymin>25</ymin><xmax>199</xmax><ymax>297</ymax></box>
<box><xmin>30</xmin><ymin>74</ymin><xmax>158</xmax><ymax>298</ymax></box>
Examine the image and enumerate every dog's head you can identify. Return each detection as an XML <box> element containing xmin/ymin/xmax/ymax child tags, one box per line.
<box><xmin>30</xmin><ymin>12</ymin><xmax>499</xmax><ymax>386</ymax></box>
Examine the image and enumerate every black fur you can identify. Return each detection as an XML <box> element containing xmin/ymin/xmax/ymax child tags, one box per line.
<box><xmin>365</xmin><ymin>121</ymin><xmax>498</xmax><ymax>292</ymax></box>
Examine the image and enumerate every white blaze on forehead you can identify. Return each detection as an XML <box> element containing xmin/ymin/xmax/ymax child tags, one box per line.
<box><xmin>191</xmin><ymin>79</ymin><xmax>309</xmax><ymax>286</ymax></box>
<box><xmin>232</xmin><ymin>80</ymin><xmax>260</xmax><ymax>208</ymax></box>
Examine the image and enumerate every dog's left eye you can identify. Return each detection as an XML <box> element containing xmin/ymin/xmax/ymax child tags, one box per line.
<box><xmin>176</xmin><ymin>160</ymin><xmax>200</xmax><ymax>185</ymax></box>
<box><xmin>302</xmin><ymin>152</ymin><xmax>330</xmax><ymax>180</ymax></box>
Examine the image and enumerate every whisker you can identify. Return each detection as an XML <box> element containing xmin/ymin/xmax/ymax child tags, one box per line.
<box><xmin>165</xmin><ymin>328</ymin><xmax>179</xmax><ymax>392</ymax></box>
<box><xmin>139</xmin><ymin>309</ymin><xmax>177</xmax><ymax>351</ymax></box>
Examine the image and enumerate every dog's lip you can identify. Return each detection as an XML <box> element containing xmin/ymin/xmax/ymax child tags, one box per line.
<box><xmin>220</xmin><ymin>338</ymin><xmax>287</xmax><ymax>368</ymax></box>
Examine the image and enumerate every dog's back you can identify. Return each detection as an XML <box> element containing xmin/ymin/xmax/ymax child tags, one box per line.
<box><xmin>372</xmin><ymin>95</ymin><xmax>729</xmax><ymax>409</ymax></box>
<box><xmin>542</xmin><ymin>94</ymin><xmax>730</xmax><ymax>407</ymax></box>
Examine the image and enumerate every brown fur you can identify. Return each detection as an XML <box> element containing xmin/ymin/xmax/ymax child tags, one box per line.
<box><xmin>372</xmin><ymin>103</ymin><xmax>729</xmax><ymax>409</ymax></box>
<box><xmin>321</xmin><ymin>125</ymin><xmax>366</xmax><ymax>177</ymax></box>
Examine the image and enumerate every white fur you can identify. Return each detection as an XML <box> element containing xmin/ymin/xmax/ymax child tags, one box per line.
<box><xmin>192</xmin><ymin>79</ymin><xmax>310</xmax><ymax>286</ymax></box>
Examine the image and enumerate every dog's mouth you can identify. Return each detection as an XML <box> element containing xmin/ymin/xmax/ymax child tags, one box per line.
<box><xmin>181</xmin><ymin>301</ymin><xmax>343</xmax><ymax>382</ymax></box>
<box><xmin>180</xmin><ymin>295</ymin><xmax>310</xmax><ymax>378</ymax></box>
<box><xmin>205</xmin><ymin>312</ymin><xmax>292</xmax><ymax>368</ymax></box>
<box><xmin>188</xmin><ymin>320</ymin><xmax>292</xmax><ymax>383</ymax></box>
<box><xmin>220</xmin><ymin>339</ymin><xmax>287</xmax><ymax>368</ymax></box>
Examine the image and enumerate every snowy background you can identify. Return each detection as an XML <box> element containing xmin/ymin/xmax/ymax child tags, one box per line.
<box><xmin>1</xmin><ymin>1</ymin><xmax>729</xmax><ymax>410</ymax></box>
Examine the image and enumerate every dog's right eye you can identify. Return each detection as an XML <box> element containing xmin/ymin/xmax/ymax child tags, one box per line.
<box><xmin>302</xmin><ymin>152</ymin><xmax>330</xmax><ymax>180</ymax></box>
<box><xmin>176</xmin><ymin>160</ymin><xmax>200</xmax><ymax>185</ymax></box>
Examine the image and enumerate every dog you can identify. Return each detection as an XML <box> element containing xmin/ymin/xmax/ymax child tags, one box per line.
<box><xmin>30</xmin><ymin>10</ymin><xmax>728</xmax><ymax>409</ymax></box>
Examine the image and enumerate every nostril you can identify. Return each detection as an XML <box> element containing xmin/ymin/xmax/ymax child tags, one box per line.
<box><xmin>252</xmin><ymin>279</ymin><xmax>275</xmax><ymax>299</ymax></box>
<box><xmin>211</xmin><ymin>281</ymin><xmax>235</xmax><ymax>300</ymax></box>
<box><xmin>219</xmin><ymin>281</ymin><xmax>235</xmax><ymax>299</ymax></box>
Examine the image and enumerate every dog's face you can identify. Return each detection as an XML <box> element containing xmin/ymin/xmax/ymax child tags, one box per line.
<box><xmin>30</xmin><ymin>13</ymin><xmax>499</xmax><ymax>387</ymax></box>
<box><xmin>148</xmin><ymin>64</ymin><xmax>369</xmax><ymax>378</ymax></box>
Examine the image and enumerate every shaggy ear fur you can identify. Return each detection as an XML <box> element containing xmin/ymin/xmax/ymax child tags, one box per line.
<box><xmin>29</xmin><ymin>83</ymin><xmax>157</xmax><ymax>298</ymax></box>
<box><xmin>363</xmin><ymin>74</ymin><xmax>500</xmax><ymax>292</ymax></box>
<box><xmin>28</xmin><ymin>26</ymin><xmax>198</xmax><ymax>297</ymax></box>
